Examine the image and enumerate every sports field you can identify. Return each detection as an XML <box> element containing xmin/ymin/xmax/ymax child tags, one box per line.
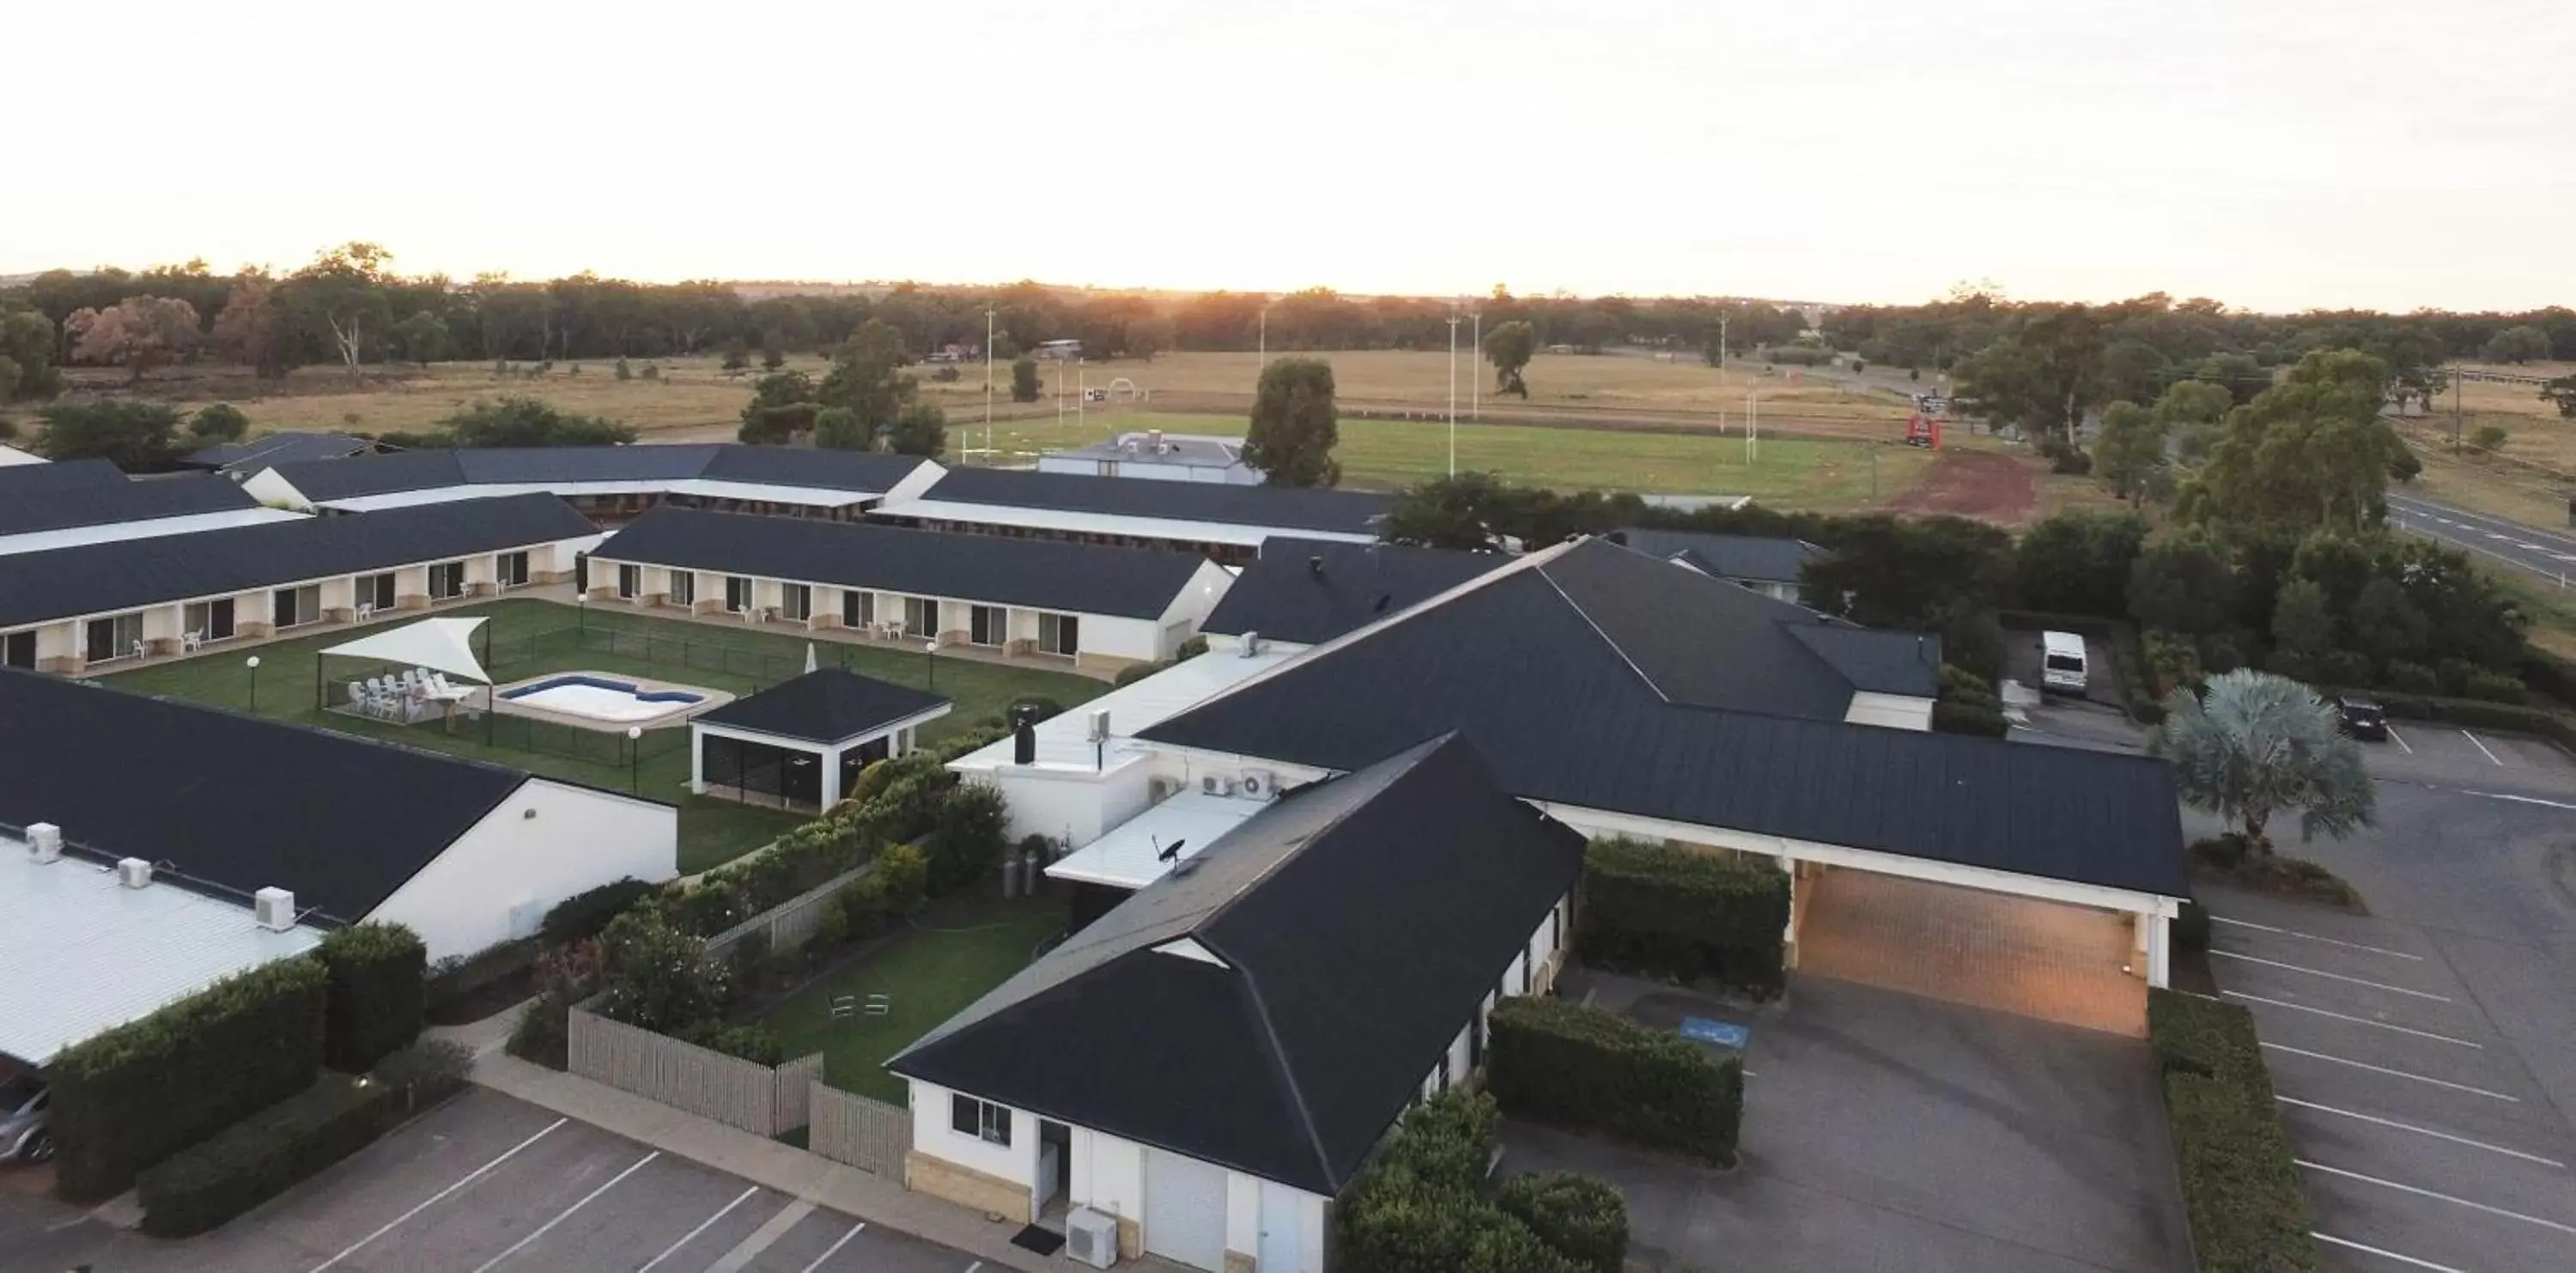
<box><xmin>963</xmin><ymin>411</ymin><xmax>1933</xmax><ymax>508</ymax></box>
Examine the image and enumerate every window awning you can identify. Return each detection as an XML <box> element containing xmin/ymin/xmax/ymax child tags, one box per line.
<box><xmin>318</xmin><ymin>617</ymin><xmax>492</xmax><ymax>685</ymax></box>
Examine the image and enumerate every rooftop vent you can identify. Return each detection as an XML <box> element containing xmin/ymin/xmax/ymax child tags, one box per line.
<box><xmin>1148</xmin><ymin>429</ymin><xmax>1167</xmax><ymax>454</ymax></box>
<box><xmin>27</xmin><ymin>822</ymin><xmax>63</xmax><ymax>863</ymax></box>
<box><xmin>1085</xmin><ymin>708</ymin><xmax>1111</xmax><ymax>743</ymax></box>
<box><xmin>116</xmin><ymin>857</ymin><xmax>154</xmax><ymax>888</ymax></box>
<box><xmin>1239</xmin><ymin>630</ymin><xmax>1261</xmax><ymax>656</ymax></box>
<box><xmin>253</xmin><ymin>886</ymin><xmax>297</xmax><ymax>932</ymax></box>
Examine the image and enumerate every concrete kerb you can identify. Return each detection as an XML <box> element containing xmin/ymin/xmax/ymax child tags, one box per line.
<box><xmin>467</xmin><ymin>1051</ymin><xmax>1057</xmax><ymax>1273</ymax></box>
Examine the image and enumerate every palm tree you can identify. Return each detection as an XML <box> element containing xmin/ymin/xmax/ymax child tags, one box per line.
<box><xmin>2150</xmin><ymin>669</ymin><xmax>2375</xmax><ymax>853</ymax></box>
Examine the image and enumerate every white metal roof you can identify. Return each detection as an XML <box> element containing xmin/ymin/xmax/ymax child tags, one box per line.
<box><xmin>0</xmin><ymin>507</ymin><xmax>306</xmax><ymax>557</ymax></box>
<box><xmin>1045</xmin><ymin>791</ymin><xmax>1262</xmax><ymax>889</ymax></box>
<box><xmin>317</xmin><ymin>478</ymin><xmax>880</xmax><ymax>514</ymax></box>
<box><xmin>872</xmin><ymin>496</ymin><xmax>1376</xmax><ymax>550</ymax></box>
<box><xmin>0</xmin><ymin>839</ymin><xmax>325</xmax><ymax>1066</ymax></box>
<box><xmin>949</xmin><ymin>647</ymin><xmax>1297</xmax><ymax>774</ymax></box>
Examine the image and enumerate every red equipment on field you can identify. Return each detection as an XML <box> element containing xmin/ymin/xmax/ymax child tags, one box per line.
<box><xmin>1904</xmin><ymin>414</ymin><xmax>1942</xmax><ymax>448</ymax></box>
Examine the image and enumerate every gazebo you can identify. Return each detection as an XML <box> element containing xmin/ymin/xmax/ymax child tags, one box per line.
<box><xmin>314</xmin><ymin>617</ymin><xmax>495</xmax><ymax>728</ymax></box>
<box><xmin>690</xmin><ymin>668</ymin><xmax>951</xmax><ymax>811</ymax></box>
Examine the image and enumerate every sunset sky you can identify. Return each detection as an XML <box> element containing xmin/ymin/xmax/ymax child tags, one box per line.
<box><xmin>10</xmin><ymin>0</ymin><xmax>2571</xmax><ymax>311</ymax></box>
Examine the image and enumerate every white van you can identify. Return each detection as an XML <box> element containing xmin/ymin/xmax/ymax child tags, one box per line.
<box><xmin>2041</xmin><ymin>630</ymin><xmax>2089</xmax><ymax>696</ymax></box>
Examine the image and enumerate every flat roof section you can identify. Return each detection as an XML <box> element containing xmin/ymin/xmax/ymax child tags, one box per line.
<box><xmin>948</xmin><ymin>648</ymin><xmax>1298</xmax><ymax>774</ymax></box>
<box><xmin>1044</xmin><ymin>790</ymin><xmax>1263</xmax><ymax>889</ymax></box>
<box><xmin>0</xmin><ymin>832</ymin><xmax>325</xmax><ymax>1066</ymax></box>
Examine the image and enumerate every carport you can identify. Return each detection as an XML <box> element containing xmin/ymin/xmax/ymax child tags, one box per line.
<box><xmin>1795</xmin><ymin>868</ymin><xmax>2147</xmax><ymax>1035</ymax></box>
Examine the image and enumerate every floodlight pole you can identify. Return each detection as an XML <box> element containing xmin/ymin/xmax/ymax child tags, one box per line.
<box><xmin>985</xmin><ymin>306</ymin><xmax>995</xmax><ymax>466</ymax></box>
<box><xmin>1447</xmin><ymin>314</ymin><xmax>1461</xmax><ymax>477</ymax></box>
<box><xmin>1471</xmin><ymin>309</ymin><xmax>1481</xmax><ymax>423</ymax></box>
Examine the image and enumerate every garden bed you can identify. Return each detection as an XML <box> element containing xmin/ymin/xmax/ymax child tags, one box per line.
<box><xmin>2189</xmin><ymin>837</ymin><xmax>2363</xmax><ymax>911</ymax></box>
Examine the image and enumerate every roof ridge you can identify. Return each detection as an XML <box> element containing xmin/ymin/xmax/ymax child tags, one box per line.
<box><xmin>1533</xmin><ymin>553</ymin><xmax>1674</xmax><ymax>705</ymax></box>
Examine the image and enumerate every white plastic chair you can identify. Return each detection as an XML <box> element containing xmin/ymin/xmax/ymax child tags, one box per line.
<box><xmin>182</xmin><ymin>630</ymin><xmax>204</xmax><ymax>653</ymax></box>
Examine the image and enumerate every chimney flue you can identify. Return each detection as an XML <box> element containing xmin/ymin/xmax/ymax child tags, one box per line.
<box><xmin>1012</xmin><ymin>704</ymin><xmax>1039</xmax><ymax>765</ymax></box>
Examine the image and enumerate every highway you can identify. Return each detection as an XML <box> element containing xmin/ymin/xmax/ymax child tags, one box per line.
<box><xmin>2385</xmin><ymin>492</ymin><xmax>2576</xmax><ymax>584</ymax></box>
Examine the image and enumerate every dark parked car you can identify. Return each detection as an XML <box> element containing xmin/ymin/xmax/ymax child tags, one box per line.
<box><xmin>2332</xmin><ymin>693</ymin><xmax>2389</xmax><ymax>741</ymax></box>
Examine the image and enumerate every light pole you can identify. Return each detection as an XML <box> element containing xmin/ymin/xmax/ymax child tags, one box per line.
<box><xmin>246</xmin><ymin>655</ymin><xmax>261</xmax><ymax>713</ymax></box>
<box><xmin>924</xmin><ymin>637</ymin><xmax>939</xmax><ymax>691</ymax></box>
<box><xmin>984</xmin><ymin>306</ymin><xmax>995</xmax><ymax>466</ymax></box>
<box><xmin>1471</xmin><ymin>308</ymin><xmax>1481</xmax><ymax>423</ymax></box>
<box><xmin>625</xmin><ymin>725</ymin><xmax>642</xmax><ymax>795</ymax></box>
<box><xmin>1446</xmin><ymin>314</ymin><xmax>1461</xmax><ymax>477</ymax></box>
<box><xmin>575</xmin><ymin>590</ymin><xmax>586</xmax><ymax>636</ymax></box>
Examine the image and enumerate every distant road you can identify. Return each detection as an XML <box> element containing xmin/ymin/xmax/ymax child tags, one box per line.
<box><xmin>2385</xmin><ymin>492</ymin><xmax>2576</xmax><ymax>584</ymax></box>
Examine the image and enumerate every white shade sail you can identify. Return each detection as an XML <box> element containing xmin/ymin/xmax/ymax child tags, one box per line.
<box><xmin>318</xmin><ymin>617</ymin><xmax>493</xmax><ymax>685</ymax></box>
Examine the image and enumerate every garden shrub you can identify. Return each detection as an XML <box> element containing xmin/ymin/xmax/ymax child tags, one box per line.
<box><xmin>1113</xmin><ymin>660</ymin><xmax>1170</xmax><ymax>686</ymax></box>
<box><xmin>598</xmin><ymin>908</ymin><xmax>729</xmax><ymax>1033</ymax></box>
<box><xmin>1931</xmin><ymin>698</ymin><xmax>2009</xmax><ymax>736</ymax></box>
<box><xmin>424</xmin><ymin>938</ymin><xmax>538</xmax><ymax>1020</ymax></box>
<box><xmin>2174</xmin><ymin>900</ymin><xmax>2211</xmax><ymax>953</ymax></box>
<box><xmin>1577</xmin><ymin>838</ymin><xmax>1789</xmax><ymax>996</ymax></box>
<box><xmin>677</xmin><ymin>1022</ymin><xmax>787</xmax><ymax>1064</ymax></box>
<box><xmin>2518</xmin><ymin>648</ymin><xmax>2576</xmax><ymax>709</ymax></box>
<box><xmin>1006</xmin><ymin>695</ymin><xmax>1067</xmax><ymax>722</ymax></box>
<box><xmin>51</xmin><ymin>957</ymin><xmax>328</xmax><ymax>1201</ymax></box>
<box><xmin>1486</xmin><ymin>996</ymin><xmax>1743</xmax><ymax>1165</ymax></box>
<box><xmin>506</xmin><ymin>940</ymin><xmax>603</xmax><ymax>1069</ymax></box>
<box><xmin>923</xmin><ymin>782</ymin><xmax>1009</xmax><ymax>895</ymax></box>
<box><xmin>541</xmin><ymin>877</ymin><xmax>659</xmax><ymax>941</ymax></box>
<box><xmin>2315</xmin><ymin>649</ymin><xmax>2371</xmax><ymax>687</ymax></box>
<box><xmin>369</xmin><ymin>1039</ymin><xmax>475</xmax><ymax>1112</ymax></box>
<box><xmin>317</xmin><ymin>923</ymin><xmax>428</xmax><ymax>1072</ymax></box>
<box><xmin>1176</xmin><ymin>633</ymin><xmax>1210</xmax><ymax>659</ymax></box>
<box><xmin>137</xmin><ymin>1074</ymin><xmax>398</xmax><ymax>1237</ymax></box>
<box><xmin>2147</xmin><ymin>990</ymin><xmax>2318</xmax><ymax>1272</ymax></box>
<box><xmin>929</xmin><ymin>723</ymin><xmax>1011</xmax><ymax>763</ymax></box>
<box><xmin>2459</xmin><ymin>668</ymin><xmax>2527</xmax><ymax>704</ymax></box>
<box><xmin>2382</xmin><ymin>660</ymin><xmax>2441</xmax><ymax>695</ymax></box>
<box><xmin>1334</xmin><ymin>1091</ymin><xmax>1607</xmax><ymax>1273</ymax></box>
<box><xmin>1495</xmin><ymin>1173</ymin><xmax>1628</xmax><ymax>1273</ymax></box>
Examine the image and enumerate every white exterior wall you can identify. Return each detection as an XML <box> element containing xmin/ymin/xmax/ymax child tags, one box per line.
<box><xmin>983</xmin><ymin>763</ymin><xmax>1157</xmax><ymax>846</ymax></box>
<box><xmin>1843</xmin><ymin>691</ymin><xmax>1935</xmax><ymax>731</ymax></box>
<box><xmin>239</xmin><ymin>468</ymin><xmax>310</xmax><ymax>509</ymax></box>
<box><xmin>1078</xmin><ymin>614</ymin><xmax>1164</xmax><ymax>662</ymax></box>
<box><xmin>367</xmin><ymin>778</ymin><xmax>677</xmax><ymax>960</ymax></box>
<box><xmin>1157</xmin><ymin>560</ymin><xmax>1236</xmax><ymax>649</ymax></box>
<box><xmin>1061</xmin><ymin>1123</ymin><xmax>1329</xmax><ymax>1273</ymax></box>
<box><xmin>909</xmin><ymin>1081</ymin><xmax>1038</xmax><ymax>1189</ymax></box>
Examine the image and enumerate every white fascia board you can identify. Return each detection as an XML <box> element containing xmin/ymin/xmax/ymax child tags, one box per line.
<box><xmin>1533</xmin><ymin>800</ymin><xmax>2184</xmax><ymax>915</ymax></box>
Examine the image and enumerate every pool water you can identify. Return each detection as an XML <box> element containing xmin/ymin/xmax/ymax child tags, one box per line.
<box><xmin>501</xmin><ymin>674</ymin><xmax>705</xmax><ymax>724</ymax></box>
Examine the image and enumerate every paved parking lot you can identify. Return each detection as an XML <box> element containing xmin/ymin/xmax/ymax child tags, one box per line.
<box><xmin>1516</xmin><ymin>971</ymin><xmax>2192</xmax><ymax>1273</ymax></box>
<box><xmin>2366</xmin><ymin>718</ymin><xmax>2576</xmax><ymax>787</ymax></box>
<box><xmin>0</xmin><ymin>1090</ymin><xmax>989</xmax><ymax>1273</ymax></box>
<box><xmin>2202</xmin><ymin>890</ymin><xmax>2576</xmax><ymax>1272</ymax></box>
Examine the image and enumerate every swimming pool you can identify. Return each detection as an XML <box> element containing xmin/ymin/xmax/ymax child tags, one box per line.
<box><xmin>500</xmin><ymin>674</ymin><xmax>707</xmax><ymax>724</ymax></box>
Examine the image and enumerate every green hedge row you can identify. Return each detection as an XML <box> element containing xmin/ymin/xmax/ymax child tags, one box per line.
<box><xmin>318</xmin><ymin>924</ymin><xmax>426</xmax><ymax>1073</ymax></box>
<box><xmin>1334</xmin><ymin>1091</ymin><xmax>1611</xmax><ymax>1273</ymax></box>
<box><xmin>2147</xmin><ymin>990</ymin><xmax>2318</xmax><ymax>1273</ymax></box>
<box><xmin>136</xmin><ymin>1041</ymin><xmax>472</xmax><ymax>1238</ymax></box>
<box><xmin>1486</xmin><ymin>996</ymin><xmax>1742</xmax><ymax>1166</ymax></box>
<box><xmin>52</xmin><ymin>957</ymin><xmax>328</xmax><ymax>1201</ymax></box>
<box><xmin>1577</xmin><ymin>838</ymin><xmax>1789</xmax><ymax>996</ymax></box>
<box><xmin>1496</xmin><ymin>1173</ymin><xmax>1628</xmax><ymax>1273</ymax></box>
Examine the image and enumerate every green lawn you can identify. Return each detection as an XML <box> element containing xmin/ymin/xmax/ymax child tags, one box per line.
<box><xmin>953</xmin><ymin>411</ymin><xmax>1929</xmax><ymax>509</ymax></box>
<box><xmin>763</xmin><ymin>892</ymin><xmax>1070</xmax><ymax>1102</ymax></box>
<box><xmin>100</xmin><ymin>598</ymin><xmax>1103</xmax><ymax>872</ymax></box>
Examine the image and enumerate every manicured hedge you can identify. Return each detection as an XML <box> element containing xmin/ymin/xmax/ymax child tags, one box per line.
<box><xmin>1486</xmin><ymin>996</ymin><xmax>1742</xmax><ymax>1166</ymax></box>
<box><xmin>136</xmin><ymin>1041</ymin><xmax>471</xmax><ymax>1238</ymax></box>
<box><xmin>1496</xmin><ymin>1173</ymin><xmax>1628</xmax><ymax>1273</ymax></box>
<box><xmin>2147</xmin><ymin>990</ymin><xmax>2318</xmax><ymax>1273</ymax></box>
<box><xmin>318</xmin><ymin>923</ymin><xmax>427</xmax><ymax>1072</ymax></box>
<box><xmin>1578</xmin><ymin>838</ymin><xmax>1789</xmax><ymax>996</ymax></box>
<box><xmin>540</xmin><ymin>877</ymin><xmax>659</xmax><ymax>942</ymax></box>
<box><xmin>51</xmin><ymin>956</ymin><xmax>328</xmax><ymax>1201</ymax></box>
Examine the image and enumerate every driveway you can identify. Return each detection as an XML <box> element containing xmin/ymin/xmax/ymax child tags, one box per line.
<box><xmin>1510</xmin><ymin>972</ymin><xmax>2192</xmax><ymax>1273</ymax></box>
<box><xmin>0</xmin><ymin>1089</ymin><xmax>989</xmax><ymax>1273</ymax></box>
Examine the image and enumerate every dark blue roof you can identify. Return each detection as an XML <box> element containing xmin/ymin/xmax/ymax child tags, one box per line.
<box><xmin>0</xmin><ymin>473</ymin><xmax>261</xmax><ymax>539</ymax></box>
<box><xmin>904</xmin><ymin>467</ymin><xmax>1392</xmax><ymax>535</ymax></box>
<box><xmin>1202</xmin><ymin>537</ymin><xmax>1511</xmax><ymax>644</ymax></box>
<box><xmin>595</xmin><ymin>505</ymin><xmax>1210</xmax><ymax>619</ymax></box>
<box><xmin>181</xmin><ymin>432</ymin><xmax>382</xmax><ymax>471</ymax></box>
<box><xmin>263</xmin><ymin>444</ymin><xmax>933</xmax><ymax>502</ymax></box>
<box><xmin>0</xmin><ymin>494</ymin><xmax>596</xmax><ymax>628</ymax></box>
<box><xmin>1617</xmin><ymin>528</ymin><xmax>1826</xmax><ymax>584</ymax></box>
<box><xmin>1144</xmin><ymin>539</ymin><xmax>2186</xmax><ymax>898</ymax></box>
<box><xmin>694</xmin><ymin>668</ymin><xmax>951</xmax><ymax>744</ymax></box>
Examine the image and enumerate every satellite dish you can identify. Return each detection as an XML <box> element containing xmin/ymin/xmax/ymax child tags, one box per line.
<box><xmin>1156</xmin><ymin>837</ymin><xmax>1188</xmax><ymax>863</ymax></box>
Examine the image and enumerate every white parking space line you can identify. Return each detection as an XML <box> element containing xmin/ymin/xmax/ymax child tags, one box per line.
<box><xmin>2223</xmin><ymin>990</ymin><xmax>2482</xmax><ymax>1047</ymax></box>
<box><xmin>2209</xmin><ymin>950</ymin><xmax>2452</xmax><ymax>1000</ymax></box>
<box><xmin>965</xmin><ymin>1262</ymin><xmax>987</xmax><ymax>1272</ymax></box>
<box><xmin>636</xmin><ymin>1185</ymin><xmax>762</xmax><ymax>1272</ymax></box>
<box><xmin>2385</xmin><ymin>723</ymin><xmax>2415</xmax><ymax>754</ymax></box>
<box><xmin>467</xmin><ymin>1149</ymin><xmax>659</xmax><ymax>1273</ymax></box>
<box><xmin>306</xmin><ymin>1117</ymin><xmax>568</xmax><ymax>1273</ymax></box>
<box><xmin>2520</xmin><ymin>542</ymin><xmax>2547</xmax><ymax>551</ymax></box>
<box><xmin>2279</xmin><ymin>1096</ymin><xmax>2566</xmax><ymax>1167</ymax></box>
<box><xmin>705</xmin><ymin>1200</ymin><xmax>815</xmax><ymax>1273</ymax></box>
<box><xmin>2486</xmin><ymin>532</ymin><xmax>2510</xmax><ymax>540</ymax></box>
<box><xmin>797</xmin><ymin>1221</ymin><xmax>867</xmax><ymax>1273</ymax></box>
<box><xmin>2300</xmin><ymin>1159</ymin><xmax>2576</xmax><ymax>1236</ymax></box>
<box><xmin>2210</xmin><ymin>915</ymin><xmax>2424</xmax><ymax>960</ymax></box>
<box><xmin>2263</xmin><ymin>1043</ymin><xmax>2520</xmax><ymax>1101</ymax></box>
<box><xmin>2465</xmin><ymin>789</ymin><xmax>2576</xmax><ymax>811</ymax></box>
<box><xmin>2462</xmin><ymin>730</ymin><xmax>2505</xmax><ymax>766</ymax></box>
<box><xmin>2312</xmin><ymin>1232</ymin><xmax>2468</xmax><ymax>1272</ymax></box>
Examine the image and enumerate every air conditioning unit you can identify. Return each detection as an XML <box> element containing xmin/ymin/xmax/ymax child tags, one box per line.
<box><xmin>1147</xmin><ymin>776</ymin><xmax>1183</xmax><ymax>804</ymax></box>
<box><xmin>253</xmin><ymin>886</ymin><xmax>297</xmax><ymax>932</ymax></box>
<box><xmin>1086</xmin><ymin>708</ymin><xmax>1112</xmax><ymax>743</ymax></box>
<box><xmin>1239</xmin><ymin>769</ymin><xmax>1279</xmax><ymax>800</ymax></box>
<box><xmin>116</xmin><ymin>857</ymin><xmax>154</xmax><ymax>888</ymax></box>
<box><xmin>1200</xmin><ymin>774</ymin><xmax>1238</xmax><ymax>797</ymax></box>
<box><xmin>25</xmin><ymin>822</ymin><xmax>61</xmax><ymax>863</ymax></box>
<box><xmin>1066</xmin><ymin>1207</ymin><xmax>1119</xmax><ymax>1269</ymax></box>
